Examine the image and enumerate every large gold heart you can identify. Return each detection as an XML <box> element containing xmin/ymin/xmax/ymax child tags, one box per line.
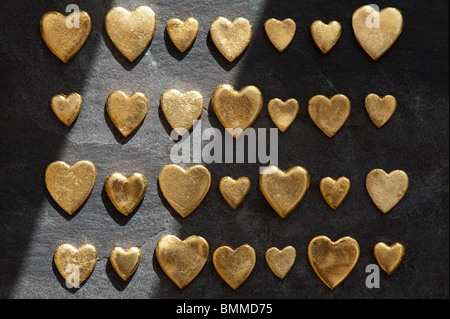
<box><xmin>310</xmin><ymin>20</ymin><xmax>342</xmax><ymax>54</ymax></box>
<box><xmin>210</xmin><ymin>17</ymin><xmax>252</xmax><ymax>62</ymax></box>
<box><xmin>45</xmin><ymin>160</ymin><xmax>96</xmax><ymax>215</ymax></box>
<box><xmin>374</xmin><ymin>242</ymin><xmax>405</xmax><ymax>275</ymax></box>
<box><xmin>160</xmin><ymin>89</ymin><xmax>203</xmax><ymax>135</ymax></box>
<box><xmin>40</xmin><ymin>11</ymin><xmax>91</xmax><ymax>63</ymax></box>
<box><xmin>366</xmin><ymin>169</ymin><xmax>409</xmax><ymax>213</ymax></box>
<box><xmin>155</xmin><ymin>235</ymin><xmax>209</xmax><ymax>289</ymax></box>
<box><xmin>319</xmin><ymin>176</ymin><xmax>351</xmax><ymax>210</ymax></box>
<box><xmin>352</xmin><ymin>5</ymin><xmax>404</xmax><ymax>60</ymax></box>
<box><xmin>213</xmin><ymin>244</ymin><xmax>256</xmax><ymax>289</ymax></box>
<box><xmin>105</xmin><ymin>6</ymin><xmax>156</xmax><ymax>62</ymax></box>
<box><xmin>54</xmin><ymin>244</ymin><xmax>98</xmax><ymax>288</ymax></box>
<box><xmin>365</xmin><ymin>93</ymin><xmax>397</xmax><ymax>128</ymax></box>
<box><xmin>308</xmin><ymin>236</ymin><xmax>360</xmax><ymax>290</ymax></box>
<box><xmin>50</xmin><ymin>93</ymin><xmax>82</xmax><ymax>126</ymax></box>
<box><xmin>104</xmin><ymin>172</ymin><xmax>147</xmax><ymax>216</ymax></box>
<box><xmin>158</xmin><ymin>165</ymin><xmax>211</xmax><ymax>218</ymax></box>
<box><xmin>308</xmin><ymin>94</ymin><xmax>351</xmax><ymax>138</ymax></box>
<box><xmin>264</xmin><ymin>18</ymin><xmax>296</xmax><ymax>52</ymax></box>
<box><xmin>106</xmin><ymin>91</ymin><xmax>149</xmax><ymax>137</ymax></box>
<box><xmin>267</xmin><ymin>98</ymin><xmax>299</xmax><ymax>132</ymax></box>
<box><xmin>219</xmin><ymin>176</ymin><xmax>251</xmax><ymax>209</ymax></box>
<box><xmin>265</xmin><ymin>246</ymin><xmax>296</xmax><ymax>279</ymax></box>
<box><xmin>109</xmin><ymin>247</ymin><xmax>142</xmax><ymax>281</ymax></box>
<box><xmin>166</xmin><ymin>18</ymin><xmax>199</xmax><ymax>52</ymax></box>
<box><xmin>211</xmin><ymin>84</ymin><xmax>263</xmax><ymax>138</ymax></box>
<box><xmin>259</xmin><ymin>166</ymin><xmax>310</xmax><ymax>219</ymax></box>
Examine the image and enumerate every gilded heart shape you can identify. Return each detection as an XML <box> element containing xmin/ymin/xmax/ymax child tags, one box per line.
<box><xmin>365</xmin><ymin>93</ymin><xmax>397</xmax><ymax>128</ymax></box>
<box><xmin>264</xmin><ymin>18</ymin><xmax>296</xmax><ymax>52</ymax></box>
<box><xmin>166</xmin><ymin>17</ymin><xmax>199</xmax><ymax>52</ymax></box>
<box><xmin>219</xmin><ymin>176</ymin><xmax>251</xmax><ymax>209</ymax></box>
<box><xmin>267</xmin><ymin>98</ymin><xmax>299</xmax><ymax>132</ymax></box>
<box><xmin>54</xmin><ymin>244</ymin><xmax>97</xmax><ymax>287</ymax></box>
<box><xmin>50</xmin><ymin>93</ymin><xmax>82</xmax><ymax>126</ymax></box>
<box><xmin>265</xmin><ymin>246</ymin><xmax>296</xmax><ymax>279</ymax></box>
<box><xmin>374</xmin><ymin>242</ymin><xmax>405</xmax><ymax>275</ymax></box>
<box><xmin>109</xmin><ymin>247</ymin><xmax>142</xmax><ymax>281</ymax></box>
<box><xmin>310</xmin><ymin>20</ymin><xmax>342</xmax><ymax>54</ymax></box>
<box><xmin>319</xmin><ymin>176</ymin><xmax>351</xmax><ymax>210</ymax></box>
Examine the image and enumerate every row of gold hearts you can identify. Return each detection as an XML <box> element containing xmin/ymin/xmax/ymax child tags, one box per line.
<box><xmin>55</xmin><ymin>235</ymin><xmax>405</xmax><ymax>290</ymax></box>
<box><xmin>41</xmin><ymin>5</ymin><xmax>403</xmax><ymax>63</ymax></box>
<box><xmin>45</xmin><ymin>161</ymin><xmax>409</xmax><ymax>218</ymax></box>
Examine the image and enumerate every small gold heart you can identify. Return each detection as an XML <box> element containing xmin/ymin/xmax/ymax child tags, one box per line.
<box><xmin>352</xmin><ymin>6</ymin><xmax>404</xmax><ymax>60</ymax></box>
<box><xmin>40</xmin><ymin>11</ymin><xmax>91</xmax><ymax>63</ymax></box>
<box><xmin>155</xmin><ymin>235</ymin><xmax>209</xmax><ymax>289</ymax></box>
<box><xmin>158</xmin><ymin>164</ymin><xmax>211</xmax><ymax>218</ymax></box>
<box><xmin>166</xmin><ymin>18</ymin><xmax>199</xmax><ymax>52</ymax></box>
<box><xmin>106</xmin><ymin>91</ymin><xmax>149</xmax><ymax>137</ymax></box>
<box><xmin>54</xmin><ymin>244</ymin><xmax>97</xmax><ymax>287</ymax></box>
<box><xmin>161</xmin><ymin>89</ymin><xmax>203</xmax><ymax>135</ymax></box>
<box><xmin>267</xmin><ymin>98</ymin><xmax>299</xmax><ymax>132</ymax></box>
<box><xmin>211</xmin><ymin>84</ymin><xmax>263</xmax><ymax>138</ymax></box>
<box><xmin>308</xmin><ymin>94</ymin><xmax>351</xmax><ymax>138</ymax></box>
<box><xmin>365</xmin><ymin>93</ymin><xmax>397</xmax><ymax>128</ymax></box>
<box><xmin>109</xmin><ymin>247</ymin><xmax>142</xmax><ymax>281</ymax></box>
<box><xmin>264</xmin><ymin>18</ymin><xmax>296</xmax><ymax>52</ymax></box>
<box><xmin>105</xmin><ymin>6</ymin><xmax>156</xmax><ymax>62</ymax></box>
<box><xmin>308</xmin><ymin>236</ymin><xmax>360</xmax><ymax>290</ymax></box>
<box><xmin>265</xmin><ymin>246</ymin><xmax>296</xmax><ymax>279</ymax></box>
<box><xmin>219</xmin><ymin>176</ymin><xmax>251</xmax><ymax>209</ymax></box>
<box><xmin>104</xmin><ymin>172</ymin><xmax>147</xmax><ymax>216</ymax></box>
<box><xmin>310</xmin><ymin>21</ymin><xmax>342</xmax><ymax>54</ymax></box>
<box><xmin>210</xmin><ymin>17</ymin><xmax>252</xmax><ymax>62</ymax></box>
<box><xmin>366</xmin><ymin>169</ymin><xmax>409</xmax><ymax>213</ymax></box>
<box><xmin>50</xmin><ymin>93</ymin><xmax>82</xmax><ymax>126</ymax></box>
<box><xmin>374</xmin><ymin>242</ymin><xmax>405</xmax><ymax>275</ymax></box>
<box><xmin>213</xmin><ymin>244</ymin><xmax>256</xmax><ymax>289</ymax></box>
<box><xmin>259</xmin><ymin>166</ymin><xmax>310</xmax><ymax>219</ymax></box>
<box><xmin>319</xmin><ymin>176</ymin><xmax>351</xmax><ymax>210</ymax></box>
<box><xmin>45</xmin><ymin>160</ymin><xmax>96</xmax><ymax>215</ymax></box>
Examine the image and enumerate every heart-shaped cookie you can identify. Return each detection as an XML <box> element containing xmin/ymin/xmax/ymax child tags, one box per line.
<box><xmin>109</xmin><ymin>247</ymin><xmax>142</xmax><ymax>281</ymax></box>
<box><xmin>40</xmin><ymin>11</ymin><xmax>92</xmax><ymax>63</ymax></box>
<box><xmin>265</xmin><ymin>246</ymin><xmax>296</xmax><ymax>279</ymax></box>
<box><xmin>219</xmin><ymin>176</ymin><xmax>251</xmax><ymax>209</ymax></box>
<box><xmin>366</xmin><ymin>169</ymin><xmax>409</xmax><ymax>213</ymax></box>
<box><xmin>161</xmin><ymin>89</ymin><xmax>203</xmax><ymax>135</ymax></box>
<box><xmin>105</xmin><ymin>6</ymin><xmax>156</xmax><ymax>62</ymax></box>
<box><xmin>308</xmin><ymin>94</ymin><xmax>351</xmax><ymax>138</ymax></box>
<box><xmin>267</xmin><ymin>98</ymin><xmax>299</xmax><ymax>132</ymax></box>
<box><xmin>264</xmin><ymin>18</ymin><xmax>296</xmax><ymax>52</ymax></box>
<box><xmin>106</xmin><ymin>91</ymin><xmax>149</xmax><ymax>137</ymax></box>
<box><xmin>50</xmin><ymin>93</ymin><xmax>82</xmax><ymax>126</ymax></box>
<box><xmin>319</xmin><ymin>176</ymin><xmax>351</xmax><ymax>210</ymax></box>
<box><xmin>211</xmin><ymin>84</ymin><xmax>263</xmax><ymax>138</ymax></box>
<box><xmin>210</xmin><ymin>17</ymin><xmax>252</xmax><ymax>62</ymax></box>
<box><xmin>352</xmin><ymin>5</ymin><xmax>404</xmax><ymax>60</ymax></box>
<box><xmin>45</xmin><ymin>160</ymin><xmax>96</xmax><ymax>215</ymax></box>
<box><xmin>308</xmin><ymin>236</ymin><xmax>360</xmax><ymax>290</ymax></box>
<box><xmin>259</xmin><ymin>166</ymin><xmax>310</xmax><ymax>219</ymax></box>
<box><xmin>374</xmin><ymin>242</ymin><xmax>405</xmax><ymax>275</ymax></box>
<box><xmin>54</xmin><ymin>244</ymin><xmax>98</xmax><ymax>288</ymax></box>
<box><xmin>310</xmin><ymin>20</ymin><xmax>342</xmax><ymax>54</ymax></box>
<box><xmin>155</xmin><ymin>235</ymin><xmax>209</xmax><ymax>289</ymax></box>
<box><xmin>158</xmin><ymin>164</ymin><xmax>211</xmax><ymax>218</ymax></box>
<box><xmin>166</xmin><ymin>18</ymin><xmax>199</xmax><ymax>52</ymax></box>
<box><xmin>104</xmin><ymin>172</ymin><xmax>147</xmax><ymax>216</ymax></box>
<box><xmin>365</xmin><ymin>93</ymin><xmax>397</xmax><ymax>128</ymax></box>
<box><xmin>213</xmin><ymin>244</ymin><xmax>256</xmax><ymax>289</ymax></box>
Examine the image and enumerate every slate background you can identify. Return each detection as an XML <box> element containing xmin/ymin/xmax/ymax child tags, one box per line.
<box><xmin>0</xmin><ymin>0</ymin><xmax>448</xmax><ymax>299</ymax></box>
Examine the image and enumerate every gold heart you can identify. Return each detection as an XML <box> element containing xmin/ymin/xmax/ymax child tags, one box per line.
<box><xmin>213</xmin><ymin>244</ymin><xmax>256</xmax><ymax>289</ymax></box>
<box><xmin>366</xmin><ymin>169</ymin><xmax>409</xmax><ymax>213</ymax></box>
<box><xmin>319</xmin><ymin>176</ymin><xmax>351</xmax><ymax>210</ymax></box>
<box><xmin>45</xmin><ymin>160</ymin><xmax>96</xmax><ymax>215</ymax></box>
<box><xmin>54</xmin><ymin>244</ymin><xmax>97</xmax><ymax>287</ymax></box>
<box><xmin>308</xmin><ymin>236</ymin><xmax>360</xmax><ymax>290</ymax></box>
<box><xmin>105</xmin><ymin>6</ymin><xmax>156</xmax><ymax>62</ymax></box>
<box><xmin>104</xmin><ymin>172</ymin><xmax>147</xmax><ymax>216</ymax></box>
<box><xmin>365</xmin><ymin>93</ymin><xmax>397</xmax><ymax>128</ymax></box>
<box><xmin>219</xmin><ymin>176</ymin><xmax>251</xmax><ymax>209</ymax></box>
<box><xmin>106</xmin><ymin>91</ymin><xmax>149</xmax><ymax>137</ymax></box>
<box><xmin>264</xmin><ymin>18</ymin><xmax>296</xmax><ymax>52</ymax></box>
<box><xmin>310</xmin><ymin>20</ymin><xmax>342</xmax><ymax>54</ymax></box>
<box><xmin>155</xmin><ymin>235</ymin><xmax>209</xmax><ymax>289</ymax></box>
<box><xmin>166</xmin><ymin>18</ymin><xmax>199</xmax><ymax>52</ymax></box>
<box><xmin>109</xmin><ymin>247</ymin><xmax>142</xmax><ymax>281</ymax></box>
<box><xmin>210</xmin><ymin>17</ymin><xmax>252</xmax><ymax>62</ymax></box>
<box><xmin>158</xmin><ymin>164</ymin><xmax>211</xmax><ymax>218</ymax></box>
<box><xmin>50</xmin><ymin>93</ymin><xmax>82</xmax><ymax>126</ymax></box>
<box><xmin>352</xmin><ymin>6</ymin><xmax>404</xmax><ymax>60</ymax></box>
<box><xmin>308</xmin><ymin>94</ymin><xmax>351</xmax><ymax>138</ymax></box>
<box><xmin>267</xmin><ymin>98</ymin><xmax>299</xmax><ymax>132</ymax></box>
<box><xmin>211</xmin><ymin>84</ymin><xmax>263</xmax><ymax>138</ymax></box>
<box><xmin>161</xmin><ymin>89</ymin><xmax>203</xmax><ymax>135</ymax></box>
<box><xmin>265</xmin><ymin>246</ymin><xmax>296</xmax><ymax>279</ymax></box>
<box><xmin>374</xmin><ymin>242</ymin><xmax>405</xmax><ymax>275</ymax></box>
<box><xmin>40</xmin><ymin>11</ymin><xmax>91</xmax><ymax>63</ymax></box>
<box><xmin>259</xmin><ymin>166</ymin><xmax>310</xmax><ymax>219</ymax></box>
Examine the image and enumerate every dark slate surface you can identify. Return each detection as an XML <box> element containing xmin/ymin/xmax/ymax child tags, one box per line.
<box><xmin>0</xmin><ymin>0</ymin><xmax>448</xmax><ymax>299</ymax></box>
